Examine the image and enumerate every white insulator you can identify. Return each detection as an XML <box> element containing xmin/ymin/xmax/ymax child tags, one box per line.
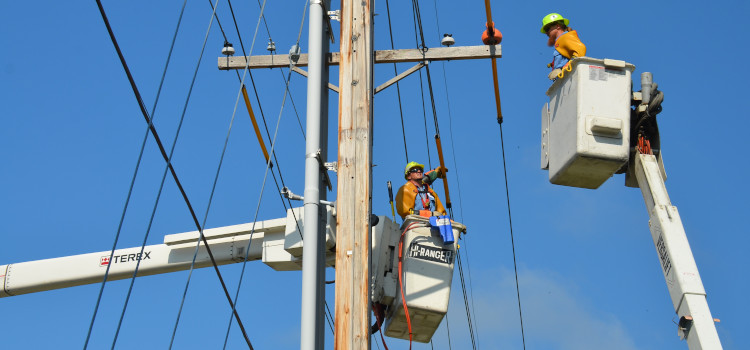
<box><xmin>267</xmin><ymin>40</ymin><xmax>276</xmax><ymax>52</ymax></box>
<box><xmin>441</xmin><ymin>34</ymin><xmax>455</xmax><ymax>47</ymax></box>
<box><xmin>222</xmin><ymin>43</ymin><xmax>235</xmax><ymax>56</ymax></box>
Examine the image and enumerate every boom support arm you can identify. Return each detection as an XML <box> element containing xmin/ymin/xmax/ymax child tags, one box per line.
<box><xmin>1</xmin><ymin>207</ymin><xmax>337</xmax><ymax>298</ymax></box>
<box><xmin>634</xmin><ymin>153</ymin><xmax>722</xmax><ymax>349</ymax></box>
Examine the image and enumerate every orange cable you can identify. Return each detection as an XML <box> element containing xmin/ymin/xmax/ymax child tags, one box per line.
<box><xmin>398</xmin><ymin>222</ymin><xmax>419</xmax><ymax>349</ymax></box>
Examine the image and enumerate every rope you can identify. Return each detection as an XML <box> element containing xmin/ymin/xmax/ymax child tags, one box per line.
<box><xmin>498</xmin><ymin>125</ymin><xmax>526</xmax><ymax>349</ymax></box>
<box><xmin>84</xmin><ymin>0</ymin><xmax>188</xmax><ymax>347</ymax></box>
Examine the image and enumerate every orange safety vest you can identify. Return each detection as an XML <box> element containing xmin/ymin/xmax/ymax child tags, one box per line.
<box><xmin>555</xmin><ymin>30</ymin><xmax>586</xmax><ymax>59</ymax></box>
<box><xmin>395</xmin><ymin>181</ymin><xmax>446</xmax><ymax>219</ymax></box>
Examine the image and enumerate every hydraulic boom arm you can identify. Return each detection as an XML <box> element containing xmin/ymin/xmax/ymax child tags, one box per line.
<box><xmin>1</xmin><ymin>207</ymin><xmax>337</xmax><ymax>298</ymax></box>
<box><xmin>634</xmin><ymin>153</ymin><xmax>722</xmax><ymax>350</ymax></box>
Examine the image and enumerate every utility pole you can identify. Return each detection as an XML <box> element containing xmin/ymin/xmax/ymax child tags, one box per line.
<box><xmin>334</xmin><ymin>0</ymin><xmax>374</xmax><ymax>348</ymax></box>
<box><xmin>300</xmin><ymin>0</ymin><xmax>330</xmax><ymax>349</ymax></box>
<box><xmin>216</xmin><ymin>13</ymin><xmax>499</xmax><ymax>349</ymax></box>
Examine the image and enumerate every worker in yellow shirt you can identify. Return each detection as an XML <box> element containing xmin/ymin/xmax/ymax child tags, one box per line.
<box><xmin>541</xmin><ymin>12</ymin><xmax>586</xmax><ymax>80</ymax></box>
<box><xmin>395</xmin><ymin>161</ymin><xmax>447</xmax><ymax>220</ymax></box>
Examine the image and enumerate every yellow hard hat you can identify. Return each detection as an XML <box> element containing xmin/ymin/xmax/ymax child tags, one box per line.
<box><xmin>404</xmin><ymin>161</ymin><xmax>424</xmax><ymax>179</ymax></box>
<box><xmin>541</xmin><ymin>13</ymin><xmax>569</xmax><ymax>33</ymax></box>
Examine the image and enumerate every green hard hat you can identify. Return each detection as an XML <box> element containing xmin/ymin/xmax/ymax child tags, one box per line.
<box><xmin>404</xmin><ymin>161</ymin><xmax>425</xmax><ymax>179</ymax></box>
<box><xmin>541</xmin><ymin>13</ymin><xmax>569</xmax><ymax>33</ymax></box>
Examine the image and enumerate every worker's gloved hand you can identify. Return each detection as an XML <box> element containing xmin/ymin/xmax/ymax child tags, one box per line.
<box><xmin>437</xmin><ymin>166</ymin><xmax>448</xmax><ymax>178</ymax></box>
<box><xmin>548</xmin><ymin>68</ymin><xmax>562</xmax><ymax>81</ymax></box>
<box><xmin>432</xmin><ymin>211</ymin><xmax>443</xmax><ymax>217</ymax></box>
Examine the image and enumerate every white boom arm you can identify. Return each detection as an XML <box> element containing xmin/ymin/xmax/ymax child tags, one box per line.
<box><xmin>1</xmin><ymin>207</ymin><xmax>336</xmax><ymax>298</ymax></box>
<box><xmin>634</xmin><ymin>153</ymin><xmax>722</xmax><ymax>349</ymax></box>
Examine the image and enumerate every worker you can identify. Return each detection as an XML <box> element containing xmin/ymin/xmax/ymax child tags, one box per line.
<box><xmin>395</xmin><ymin>161</ymin><xmax>447</xmax><ymax>219</ymax></box>
<box><xmin>541</xmin><ymin>12</ymin><xmax>586</xmax><ymax>80</ymax></box>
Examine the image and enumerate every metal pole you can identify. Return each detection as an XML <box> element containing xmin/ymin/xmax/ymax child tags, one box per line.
<box><xmin>301</xmin><ymin>1</ymin><xmax>329</xmax><ymax>349</ymax></box>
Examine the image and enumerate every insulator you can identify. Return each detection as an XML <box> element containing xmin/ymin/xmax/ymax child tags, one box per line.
<box><xmin>222</xmin><ymin>42</ymin><xmax>235</xmax><ymax>56</ymax></box>
<box><xmin>441</xmin><ymin>34</ymin><xmax>455</xmax><ymax>47</ymax></box>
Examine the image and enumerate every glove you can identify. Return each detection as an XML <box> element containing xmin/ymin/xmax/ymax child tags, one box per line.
<box><xmin>437</xmin><ymin>166</ymin><xmax>448</xmax><ymax>178</ymax></box>
<box><xmin>548</xmin><ymin>68</ymin><xmax>562</xmax><ymax>81</ymax></box>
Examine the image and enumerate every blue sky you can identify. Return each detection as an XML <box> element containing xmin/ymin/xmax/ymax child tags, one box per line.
<box><xmin>1</xmin><ymin>0</ymin><xmax>747</xmax><ymax>349</ymax></box>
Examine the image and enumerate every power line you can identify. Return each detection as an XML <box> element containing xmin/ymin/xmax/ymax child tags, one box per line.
<box><xmin>430</xmin><ymin>0</ymin><xmax>479</xmax><ymax>345</ymax></box>
<box><xmin>84</xmin><ymin>0</ymin><xmax>189</xmax><ymax>347</ymax></box>
<box><xmin>456</xmin><ymin>249</ymin><xmax>477</xmax><ymax>349</ymax></box>
<box><xmin>410</xmin><ymin>1</ymin><xmax>480</xmax><ymax>347</ymax></box>
<box><xmin>212</xmin><ymin>4</ymin><xmax>336</xmax><ymax>339</ymax></box>
<box><xmin>241</xmin><ymin>0</ymin><xmax>338</xmax><ymax>337</ymax></box>
<box><xmin>408</xmin><ymin>2</ymin><xmax>433</xmax><ymax>169</ymax></box>
<box><xmin>91</xmin><ymin>0</ymin><xmax>255</xmax><ymax>348</ymax></box>
<box><xmin>498</xmin><ymin>125</ymin><xmax>527</xmax><ymax>350</ymax></box>
<box><xmin>210</xmin><ymin>0</ymin><xmax>305</xmax><ymax>233</ymax></box>
<box><xmin>384</xmin><ymin>0</ymin><xmax>410</xmax><ymax>164</ymax></box>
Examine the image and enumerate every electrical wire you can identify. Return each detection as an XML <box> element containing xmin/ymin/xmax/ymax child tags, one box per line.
<box><xmin>212</xmin><ymin>0</ymin><xmax>305</xmax><ymax>237</ymax></box>
<box><xmin>212</xmin><ymin>0</ymin><xmax>311</xmax><ymax>277</ymax></box>
<box><xmin>217</xmin><ymin>2</ymin><xmax>315</xmax><ymax>347</ymax></box>
<box><xmin>430</xmin><ymin>1</ymin><xmax>480</xmax><ymax>345</ymax></box>
<box><xmin>167</xmin><ymin>1</ymin><xmax>269</xmax><ymax>347</ymax></box>
<box><xmin>84</xmin><ymin>0</ymin><xmax>188</xmax><ymax>348</ymax></box>
<box><xmin>384</xmin><ymin>0</ymin><xmax>410</xmax><ymax>164</ymax></box>
<box><xmin>410</xmin><ymin>1</ymin><xmax>480</xmax><ymax>347</ymax></box>
<box><xmin>216</xmin><ymin>2</ymin><xmax>338</xmax><ymax>338</ymax></box>
<box><xmin>244</xmin><ymin>0</ymin><xmax>338</xmax><ymax>336</ymax></box>
<box><xmin>498</xmin><ymin>125</ymin><xmax>527</xmax><ymax>350</ymax></box>
<box><xmin>456</xmin><ymin>249</ymin><xmax>477</xmax><ymax>349</ymax></box>
<box><xmin>445</xmin><ymin>309</ymin><xmax>453</xmax><ymax>350</ymax></box>
<box><xmin>91</xmin><ymin>1</ymin><xmax>254</xmax><ymax>348</ymax></box>
<box><xmin>410</xmin><ymin>8</ymin><xmax>433</xmax><ymax>169</ymax></box>
<box><xmin>216</xmin><ymin>0</ymin><xmax>306</xmax><ymax>141</ymax></box>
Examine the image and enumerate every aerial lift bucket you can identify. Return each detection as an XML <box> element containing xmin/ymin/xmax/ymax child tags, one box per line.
<box><xmin>541</xmin><ymin>57</ymin><xmax>635</xmax><ymax>189</ymax></box>
<box><xmin>371</xmin><ymin>215</ymin><xmax>466</xmax><ymax>343</ymax></box>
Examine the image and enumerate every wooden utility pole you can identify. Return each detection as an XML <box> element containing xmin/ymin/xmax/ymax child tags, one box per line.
<box><xmin>334</xmin><ymin>0</ymin><xmax>373</xmax><ymax>348</ymax></box>
<box><xmin>216</xmin><ymin>14</ymin><xmax>500</xmax><ymax>349</ymax></box>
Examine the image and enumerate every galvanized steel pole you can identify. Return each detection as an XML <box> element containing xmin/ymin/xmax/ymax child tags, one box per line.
<box><xmin>301</xmin><ymin>0</ymin><xmax>330</xmax><ymax>349</ymax></box>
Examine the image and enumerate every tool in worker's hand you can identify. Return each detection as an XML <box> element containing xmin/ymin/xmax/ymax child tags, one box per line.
<box><xmin>387</xmin><ymin>181</ymin><xmax>396</xmax><ymax>222</ymax></box>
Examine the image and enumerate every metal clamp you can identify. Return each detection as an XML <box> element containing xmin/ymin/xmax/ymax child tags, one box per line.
<box><xmin>281</xmin><ymin>186</ymin><xmax>335</xmax><ymax>207</ymax></box>
<box><xmin>316</xmin><ymin>150</ymin><xmax>333</xmax><ymax>191</ymax></box>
